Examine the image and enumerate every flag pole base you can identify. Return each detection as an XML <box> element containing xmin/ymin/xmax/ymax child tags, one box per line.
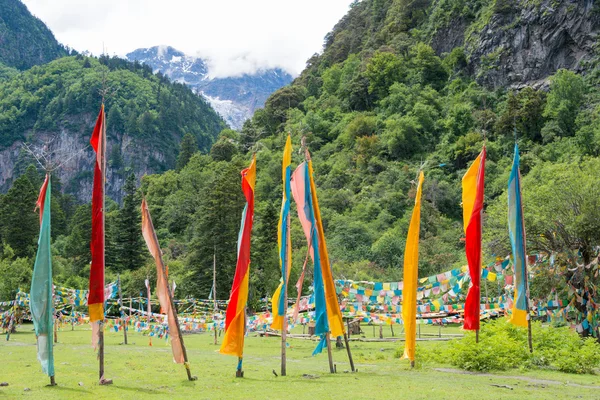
<box><xmin>410</xmin><ymin>361</ymin><xmax>415</xmax><ymax>369</ymax></box>
<box><xmin>99</xmin><ymin>378</ymin><xmax>113</xmax><ymax>385</ymax></box>
<box><xmin>236</xmin><ymin>370</ymin><xmax>244</xmax><ymax>378</ymax></box>
<box><xmin>48</xmin><ymin>376</ymin><xmax>56</xmax><ymax>386</ymax></box>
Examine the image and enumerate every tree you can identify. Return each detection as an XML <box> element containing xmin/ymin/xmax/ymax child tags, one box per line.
<box><xmin>186</xmin><ymin>160</ymin><xmax>245</xmax><ymax>298</ymax></box>
<box><xmin>0</xmin><ymin>173</ymin><xmax>38</xmax><ymax>258</ymax></box>
<box><xmin>115</xmin><ymin>173</ymin><xmax>145</xmax><ymax>271</ymax></box>
<box><xmin>176</xmin><ymin>133</ymin><xmax>197</xmax><ymax>171</ymax></box>
<box><xmin>365</xmin><ymin>51</ymin><xmax>404</xmax><ymax>100</ymax></box>
<box><xmin>542</xmin><ymin>69</ymin><xmax>585</xmax><ymax>141</ymax></box>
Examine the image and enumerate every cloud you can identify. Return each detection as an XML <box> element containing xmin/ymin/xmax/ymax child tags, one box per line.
<box><xmin>22</xmin><ymin>0</ymin><xmax>354</xmax><ymax>77</ymax></box>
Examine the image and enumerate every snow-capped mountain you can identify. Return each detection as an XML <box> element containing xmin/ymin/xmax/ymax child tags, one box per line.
<box><xmin>126</xmin><ymin>46</ymin><xmax>293</xmax><ymax>129</ymax></box>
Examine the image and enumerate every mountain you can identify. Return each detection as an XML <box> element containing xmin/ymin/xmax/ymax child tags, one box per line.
<box><xmin>0</xmin><ymin>55</ymin><xmax>225</xmax><ymax>203</ymax></box>
<box><xmin>0</xmin><ymin>0</ymin><xmax>68</xmax><ymax>70</ymax></box>
<box><xmin>126</xmin><ymin>46</ymin><xmax>293</xmax><ymax>129</ymax></box>
<box><xmin>134</xmin><ymin>0</ymin><xmax>600</xmax><ymax>300</ymax></box>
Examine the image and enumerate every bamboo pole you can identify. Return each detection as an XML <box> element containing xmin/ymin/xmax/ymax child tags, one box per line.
<box><xmin>325</xmin><ymin>334</ymin><xmax>334</xmax><ymax>373</ymax></box>
<box><xmin>98</xmin><ymin>106</ymin><xmax>110</xmax><ymax>385</ymax></box>
<box><xmin>281</xmin><ymin>212</ymin><xmax>291</xmax><ymax>377</ymax></box>
<box><xmin>213</xmin><ymin>247</ymin><xmax>217</xmax><ymax>346</ymax></box>
<box><xmin>53</xmin><ymin>314</ymin><xmax>58</xmax><ymax>343</ymax></box>
<box><xmin>118</xmin><ymin>275</ymin><xmax>127</xmax><ymax>345</ymax></box>
<box><xmin>147</xmin><ymin>203</ymin><xmax>197</xmax><ymax>381</ymax></box>
<box><xmin>343</xmin><ymin>333</ymin><xmax>355</xmax><ymax>372</ymax></box>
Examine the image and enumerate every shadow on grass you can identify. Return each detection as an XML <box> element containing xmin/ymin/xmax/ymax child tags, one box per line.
<box><xmin>45</xmin><ymin>385</ymin><xmax>92</xmax><ymax>394</ymax></box>
<box><xmin>112</xmin><ymin>384</ymin><xmax>163</xmax><ymax>394</ymax></box>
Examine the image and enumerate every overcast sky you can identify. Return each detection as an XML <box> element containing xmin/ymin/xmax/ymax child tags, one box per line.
<box><xmin>21</xmin><ymin>0</ymin><xmax>354</xmax><ymax>78</ymax></box>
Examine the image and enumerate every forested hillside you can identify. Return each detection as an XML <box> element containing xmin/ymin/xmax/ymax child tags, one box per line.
<box><xmin>0</xmin><ymin>0</ymin><xmax>68</xmax><ymax>70</ymax></box>
<box><xmin>2</xmin><ymin>0</ymin><xmax>600</xmax><ymax>308</ymax></box>
<box><xmin>0</xmin><ymin>55</ymin><xmax>226</xmax><ymax>201</ymax></box>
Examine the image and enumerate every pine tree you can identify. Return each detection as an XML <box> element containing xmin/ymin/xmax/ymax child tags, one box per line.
<box><xmin>0</xmin><ymin>172</ymin><xmax>38</xmax><ymax>258</ymax></box>
<box><xmin>176</xmin><ymin>133</ymin><xmax>197</xmax><ymax>171</ymax></box>
<box><xmin>186</xmin><ymin>160</ymin><xmax>245</xmax><ymax>298</ymax></box>
<box><xmin>115</xmin><ymin>173</ymin><xmax>145</xmax><ymax>272</ymax></box>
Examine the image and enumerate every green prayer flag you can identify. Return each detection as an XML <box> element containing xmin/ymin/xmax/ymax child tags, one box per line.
<box><xmin>30</xmin><ymin>175</ymin><xmax>55</xmax><ymax>377</ymax></box>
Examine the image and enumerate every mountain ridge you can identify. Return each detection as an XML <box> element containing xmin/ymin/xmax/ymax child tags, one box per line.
<box><xmin>126</xmin><ymin>46</ymin><xmax>294</xmax><ymax>129</ymax></box>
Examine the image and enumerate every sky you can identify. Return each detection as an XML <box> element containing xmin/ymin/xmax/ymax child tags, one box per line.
<box><xmin>21</xmin><ymin>0</ymin><xmax>354</xmax><ymax>78</ymax></box>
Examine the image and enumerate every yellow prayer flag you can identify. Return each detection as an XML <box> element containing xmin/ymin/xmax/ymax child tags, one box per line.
<box><xmin>402</xmin><ymin>171</ymin><xmax>424</xmax><ymax>363</ymax></box>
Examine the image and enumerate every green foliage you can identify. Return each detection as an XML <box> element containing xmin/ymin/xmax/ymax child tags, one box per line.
<box><xmin>0</xmin><ymin>171</ymin><xmax>38</xmax><ymax>258</ymax></box>
<box><xmin>0</xmin><ymin>0</ymin><xmax>68</xmax><ymax>70</ymax></box>
<box><xmin>115</xmin><ymin>173</ymin><xmax>145</xmax><ymax>271</ymax></box>
<box><xmin>449</xmin><ymin>319</ymin><xmax>600</xmax><ymax>373</ymax></box>
<box><xmin>176</xmin><ymin>133</ymin><xmax>198</xmax><ymax>171</ymax></box>
<box><xmin>542</xmin><ymin>69</ymin><xmax>585</xmax><ymax>141</ymax></box>
<box><xmin>0</xmin><ymin>55</ymin><xmax>225</xmax><ymax>158</ymax></box>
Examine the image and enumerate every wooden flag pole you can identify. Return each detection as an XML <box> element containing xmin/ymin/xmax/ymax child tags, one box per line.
<box><xmin>524</xmin><ymin>259</ymin><xmax>533</xmax><ymax>353</ymax></box>
<box><xmin>6</xmin><ymin>293</ymin><xmax>19</xmax><ymax>341</ymax></box>
<box><xmin>325</xmin><ymin>334</ymin><xmax>334</xmax><ymax>373</ymax></box>
<box><xmin>281</xmin><ymin>212</ymin><xmax>291</xmax><ymax>377</ymax></box>
<box><xmin>147</xmin><ymin>205</ymin><xmax>197</xmax><ymax>381</ymax></box>
<box><xmin>98</xmin><ymin>104</ymin><xmax>111</xmax><ymax>385</ymax></box>
<box><xmin>118</xmin><ymin>275</ymin><xmax>127</xmax><ymax>345</ymax></box>
<box><xmin>343</xmin><ymin>333</ymin><xmax>355</xmax><ymax>372</ymax></box>
<box><xmin>213</xmin><ymin>246</ymin><xmax>218</xmax><ymax>346</ymax></box>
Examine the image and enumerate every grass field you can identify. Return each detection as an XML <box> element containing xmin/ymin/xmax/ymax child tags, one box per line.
<box><xmin>1</xmin><ymin>323</ymin><xmax>599</xmax><ymax>399</ymax></box>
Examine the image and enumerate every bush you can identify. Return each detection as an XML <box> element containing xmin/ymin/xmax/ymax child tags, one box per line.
<box><xmin>448</xmin><ymin>319</ymin><xmax>600</xmax><ymax>374</ymax></box>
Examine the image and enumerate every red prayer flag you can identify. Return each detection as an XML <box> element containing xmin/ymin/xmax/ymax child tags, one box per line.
<box><xmin>462</xmin><ymin>146</ymin><xmax>486</xmax><ymax>330</ymax></box>
<box><xmin>89</xmin><ymin>105</ymin><xmax>106</xmax><ymax>324</ymax></box>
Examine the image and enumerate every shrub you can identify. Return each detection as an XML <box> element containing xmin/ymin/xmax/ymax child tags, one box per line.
<box><xmin>447</xmin><ymin>319</ymin><xmax>600</xmax><ymax>374</ymax></box>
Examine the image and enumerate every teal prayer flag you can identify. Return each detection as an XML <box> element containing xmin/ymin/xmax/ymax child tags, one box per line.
<box><xmin>30</xmin><ymin>175</ymin><xmax>55</xmax><ymax>377</ymax></box>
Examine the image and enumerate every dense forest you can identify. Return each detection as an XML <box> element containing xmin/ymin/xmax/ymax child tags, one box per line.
<box><xmin>2</xmin><ymin>0</ymin><xmax>600</xmax><ymax>313</ymax></box>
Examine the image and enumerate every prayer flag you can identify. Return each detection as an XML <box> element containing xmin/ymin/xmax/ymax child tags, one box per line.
<box><xmin>402</xmin><ymin>171</ymin><xmax>424</xmax><ymax>362</ymax></box>
<box><xmin>30</xmin><ymin>175</ymin><xmax>54</xmax><ymax>377</ymax></box>
<box><xmin>89</xmin><ymin>105</ymin><xmax>105</xmax><ymax>346</ymax></box>
<box><xmin>462</xmin><ymin>147</ymin><xmax>486</xmax><ymax>330</ymax></box>
<box><xmin>141</xmin><ymin>198</ymin><xmax>185</xmax><ymax>363</ymax></box>
<box><xmin>508</xmin><ymin>144</ymin><xmax>529</xmax><ymax>327</ymax></box>
<box><xmin>271</xmin><ymin>136</ymin><xmax>292</xmax><ymax>330</ymax></box>
<box><xmin>291</xmin><ymin>161</ymin><xmax>328</xmax><ymax>353</ymax></box>
<box><xmin>221</xmin><ymin>155</ymin><xmax>256</xmax><ymax>357</ymax></box>
<box><xmin>307</xmin><ymin>155</ymin><xmax>345</xmax><ymax>338</ymax></box>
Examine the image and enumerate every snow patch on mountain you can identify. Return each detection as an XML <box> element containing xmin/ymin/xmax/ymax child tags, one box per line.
<box><xmin>126</xmin><ymin>46</ymin><xmax>293</xmax><ymax>130</ymax></box>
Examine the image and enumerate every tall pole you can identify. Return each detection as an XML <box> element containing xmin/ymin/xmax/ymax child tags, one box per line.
<box><xmin>118</xmin><ymin>275</ymin><xmax>127</xmax><ymax>345</ymax></box>
<box><xmin>213</xmin><ymin>246</ymin><xmax>217</xmax><ymax>346</ymax></box>
<box><xmin>148</xmin><ymin>213</ymin><xmax>196</xmax><ymax>381</ymax></box>
<box><xmin>98</xmin><ymin>104</ymin><xmax>109</xmax><ymax>385</ymax></box>
<box><xmin>524</xmin><ymin>257</ymin><xmax>533</xmax><ymax>353</ymax></box>
<box><xmin>281</xmin><ymin>212</ymin><xmax>291</xmax><ymax>377</ymax></box>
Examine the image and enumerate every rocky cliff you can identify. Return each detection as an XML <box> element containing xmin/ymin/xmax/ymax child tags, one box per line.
<box><xmin>431</xmin><ymin>0</ymin><xmax>600</xmax><ymax>89</ymax></box>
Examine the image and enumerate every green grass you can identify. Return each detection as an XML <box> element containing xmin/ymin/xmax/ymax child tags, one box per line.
<box><xmin>1</xmin><ymin>323</ymin><xmax>599</xmax><ymax>399</ymax></box>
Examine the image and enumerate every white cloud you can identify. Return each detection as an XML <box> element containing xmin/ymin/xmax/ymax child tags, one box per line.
<box><xmin>22</xmin><ymin>0</ymin><xmax>354</xmax><ymax>77</ymax></box>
